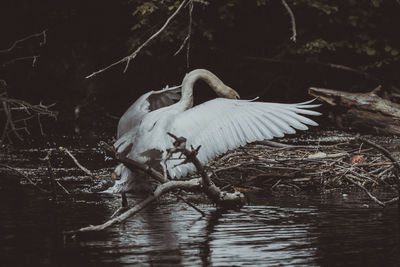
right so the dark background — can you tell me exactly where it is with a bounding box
[1,0,399,138]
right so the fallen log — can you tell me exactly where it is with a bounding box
[309,86,400,135]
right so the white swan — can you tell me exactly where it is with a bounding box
[106,69,320,194]
[117,83,240,139]
[116,85,181,139]
[111,74,240,184]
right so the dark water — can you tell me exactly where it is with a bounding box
[0,186,399,267]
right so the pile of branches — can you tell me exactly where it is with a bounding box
[4,131,398,236]
[64,133,246,236]
[208,135,399,207]
[0,29,57,146]
[0,84,57,145]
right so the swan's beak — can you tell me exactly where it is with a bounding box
[226,86,240,99]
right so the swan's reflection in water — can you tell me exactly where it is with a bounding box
[102,198,318,266]
[2,190,399,266]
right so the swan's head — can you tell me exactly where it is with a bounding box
[218,85,240,99]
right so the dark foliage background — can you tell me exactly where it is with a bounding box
[1,0,399,138]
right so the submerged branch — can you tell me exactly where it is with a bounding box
[0,163,49,194]
[59,147,97,180]
[65,135,245,236]
[65,178,203,235]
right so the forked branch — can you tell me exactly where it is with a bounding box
[65,135,245,236]
[86,0,191,78]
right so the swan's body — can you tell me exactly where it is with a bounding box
[106,69,320,194]
[117,85,182,139]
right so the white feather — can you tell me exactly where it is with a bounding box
[108,69,321,193]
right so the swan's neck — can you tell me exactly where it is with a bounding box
[178,69,229,110]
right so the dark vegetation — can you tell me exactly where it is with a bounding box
[1,0,399,143]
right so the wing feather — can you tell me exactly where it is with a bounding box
[165,98,320,178]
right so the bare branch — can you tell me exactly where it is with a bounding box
[175,193,205,216]
[2,55,40,67]
[86,0,190,79]
[40,150,71,196]
[0,163,49,194]
[281,0,297,42]
[65,137,245,236]
[0,29,47,54]
[64,178,203,235]
[357,137,400,206]
[2,100,23,141]
[59,147,97,180]
[358,137,400,177]
[174,0,194,68]
[345,176,386,207]
[0,92,57,145]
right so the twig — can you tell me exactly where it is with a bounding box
[258,140,296,148]
[281,0,297,42]
[59,147,97,180]
[219,151,245,162]
[0,163,49,194]
[345,176,385,207]
[0,29,47,53]
[358,137,400,177]
[43,151,57,201]
[56,180,70,195]
[175,193,205,216]
[358,137,400,210]
[2,100,23,141]
[86,0,190,78]
[64,178,203,235]
[384,197,399,205]
[0,91,57,144]
[2,55,40,67]
[174,0,193,68]
[65,137,245,236]
[40,151,70,196]
[166,132,245,205]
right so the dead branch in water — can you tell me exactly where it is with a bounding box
[207,132,399,207]
[65,135,245,236]
[0,163,49,193]
[357,137,400,207]
[59,147,97,181]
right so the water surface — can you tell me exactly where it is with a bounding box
[0,186,398,266]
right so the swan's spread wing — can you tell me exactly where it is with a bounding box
[117,86,181,138]
[166,98,320,178]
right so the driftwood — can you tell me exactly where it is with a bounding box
[64,135,245,236]
[309,86,400,135]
